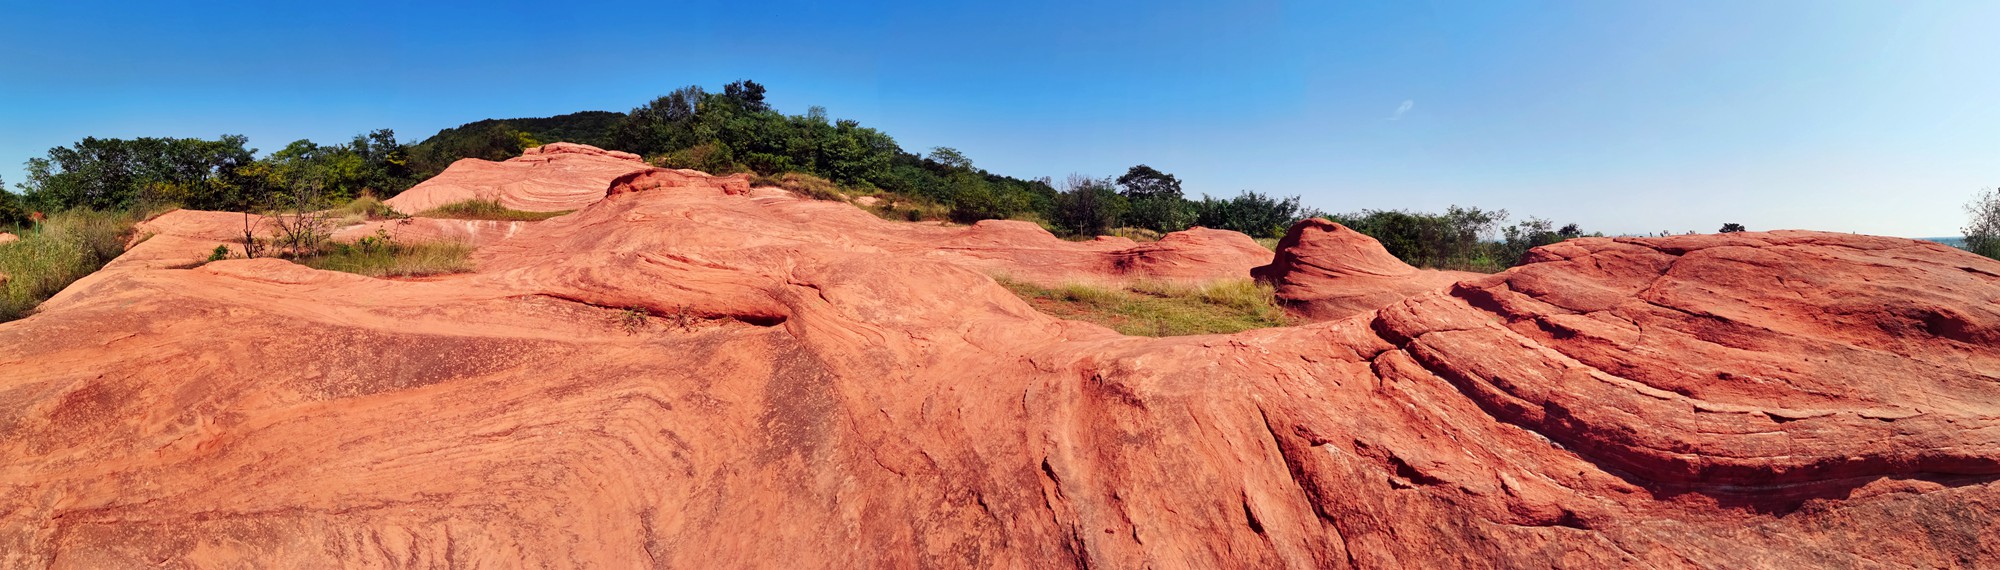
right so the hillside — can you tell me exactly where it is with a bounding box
[404,110,625,176]
[3,145,1998,567]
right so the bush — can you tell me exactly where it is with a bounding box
[416,199,571,222]
[0,209,139,321]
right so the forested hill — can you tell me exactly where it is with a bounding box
[405,110,624,174]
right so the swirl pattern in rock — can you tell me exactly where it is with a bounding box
[3,160,1998,568]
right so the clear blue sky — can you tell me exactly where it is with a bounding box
[2,0,1994,237]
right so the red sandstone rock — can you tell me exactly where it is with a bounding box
[330,217,531,248]
[606,167,753,196]
[4,164,1999,567]
[1253,219,1478,320]
[383,142,652,214]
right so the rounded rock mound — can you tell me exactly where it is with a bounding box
[383,142,653,215]
[1252,218,1476,319]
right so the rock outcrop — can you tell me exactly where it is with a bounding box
[1253,218,1477,320]
[383,142,653,215]
[0,232,17,245]
[3,150,1999,567]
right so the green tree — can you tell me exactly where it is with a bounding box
[723,80,770,113]
[1052,175,1127,236]
[1965,188,2000,260]
[20,135,257,212]
[1115,165,1182,201]
[927,147,972,170]
[1719,223,1746,233]
[0,176,27,229]
[1194,191,1303,238]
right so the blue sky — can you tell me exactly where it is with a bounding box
[2,0,1994,236]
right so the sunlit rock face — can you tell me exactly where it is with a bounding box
[4,149,1998,568]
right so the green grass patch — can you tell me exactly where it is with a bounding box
[295,234,474,278]
[997,277,1296,336]
[0,209,142,322]
[416,198,571,221]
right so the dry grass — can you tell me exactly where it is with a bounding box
[416,199,571,222]
[0,209,140,321]
[297,238,474,278]
[998,277,1296,336]
[1105,227,1163,242]
[750,172,847,201]
[330,195,407,225]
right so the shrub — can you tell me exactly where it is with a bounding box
[416,199,571,222]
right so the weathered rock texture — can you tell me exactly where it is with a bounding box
[1253,218,1477,320]
[4,155,2000,568]
[383,142,653,215]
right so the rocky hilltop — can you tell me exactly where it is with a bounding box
[3,144,1998,568]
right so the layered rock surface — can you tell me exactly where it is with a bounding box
[1253,218,1477,319]
[383,142,654,214]
[3,155,1999,567]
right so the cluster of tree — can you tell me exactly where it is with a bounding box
[1044,168,1308,239]
[600,80,1316,237]
[8,130,415,215]
[1324,207,1596,271]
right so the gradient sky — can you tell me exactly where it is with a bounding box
[2,0,1994,237]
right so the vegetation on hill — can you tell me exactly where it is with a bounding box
[404,111,624,178]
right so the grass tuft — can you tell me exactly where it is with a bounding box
[416,199,571,222]
[998,277,1296,336]
[0,209,141,321]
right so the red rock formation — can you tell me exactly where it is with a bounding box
[607,167,754,197]
[4,163,1999,567]
[1253,218,1477,320]
[383,142,653,214]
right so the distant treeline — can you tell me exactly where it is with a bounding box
[0,79,1604,271]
